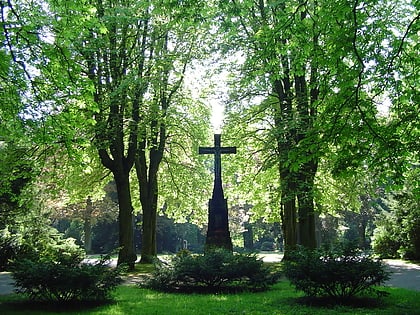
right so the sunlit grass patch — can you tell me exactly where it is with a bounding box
[0,281,419,314]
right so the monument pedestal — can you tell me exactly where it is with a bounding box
[205,197,233,251]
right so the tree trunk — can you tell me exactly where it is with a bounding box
[281,198,297,257]
[140,201,157,263]
[280,169,298,259]
[114,172,137,268]
[136,139,161,264]
[83,197,93,254]
[297,160,318,249]
[83,219,92,254]
[243,222,254,251]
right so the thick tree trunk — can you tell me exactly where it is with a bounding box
[297,200,317,249]
[281,196,297,258]
[280,169,298,259]
[136,143,161,264]
[140,200,157,263]
[114,173,137,268]
[296,160,318,249]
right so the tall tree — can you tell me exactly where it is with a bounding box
[48,0,157,266]
[219,0,418,256]
[48,0,213,265]
[134,2,213,263]
[0,0,52,226]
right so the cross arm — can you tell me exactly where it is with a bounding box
[220,147,236,154]
[199,147,215,154]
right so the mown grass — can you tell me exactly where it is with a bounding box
[1,281,419,315]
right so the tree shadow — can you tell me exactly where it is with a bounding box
[287,295,388,309]
[0,298,113,313]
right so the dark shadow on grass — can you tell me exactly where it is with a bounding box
[289,295,388,309]
[0,298,114,313]
[139,283,271,295]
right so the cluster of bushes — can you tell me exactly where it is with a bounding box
[10,236,123,303]
[12,256,123,303]
[144,243,390,301]
[373,198,420,260]
[284,243,390,300]
[0,224,84,271]
[144,249,281,293]
[7,229,391,305]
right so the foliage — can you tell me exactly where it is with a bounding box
[372,224,402,259]
[43,0,215,265]
[283,243,390,300]
[1,0,419,273]
[373,168,420,260]
[155,215,205,253]
[0,215,84,271]
[0,142,36,229]
[144,249,281,293]
[220,0,419,256]
[11,255,123,303]
[0,229,19,271]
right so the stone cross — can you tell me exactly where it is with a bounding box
[199,134,236,251]
[199,134,236,192]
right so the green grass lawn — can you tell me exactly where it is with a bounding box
[1,281,419,315]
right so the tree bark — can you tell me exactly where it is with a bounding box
[136,135,162,263]
[114,172,137,268]
[274,64,319,256]
[83,197,93,254]
[243,222,254,250]
[297,160,318,249]
[280,171,298,259]
[139,199,157,263]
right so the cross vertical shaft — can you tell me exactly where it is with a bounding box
[199,134,236,251]
[199,134,236,195]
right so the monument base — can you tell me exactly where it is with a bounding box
[205,197,233,252]
[205,230,233,252]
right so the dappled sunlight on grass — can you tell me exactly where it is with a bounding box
[0,282,419,314]
[209,295,228,301]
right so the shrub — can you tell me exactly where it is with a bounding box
[283,244,390,300]
[11,255,123,302]
[145,248,281,293]
[0,228,20,271]
[0,224,85,271]
[372,225,401,258]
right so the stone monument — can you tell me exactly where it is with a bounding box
[199,134,236,251]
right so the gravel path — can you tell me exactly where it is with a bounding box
[0,272,15,296]
[383,259,420,291]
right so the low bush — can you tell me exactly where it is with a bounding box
[0,224,85,271]
[145,248,281,293]
[283,244,391,300]
[0,228,19,271]
[11,255,124,303]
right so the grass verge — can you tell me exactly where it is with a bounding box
[0,281,419,315]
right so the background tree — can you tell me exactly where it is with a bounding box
[51,181,119,254]
[219,0,418,257]
[47,0,214,265]
[133,1,213,262]
[0,0,75,269]
[2,0,418,264]
[373,165,420,259]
